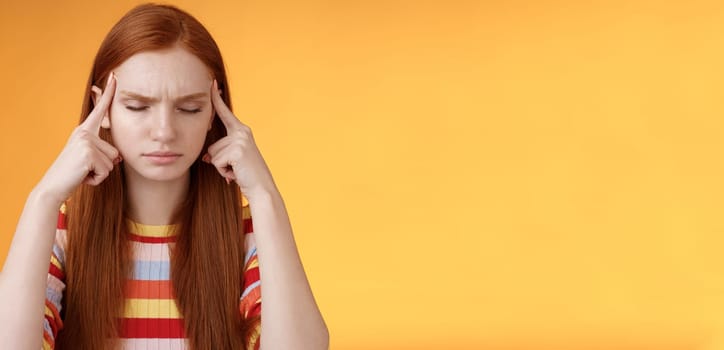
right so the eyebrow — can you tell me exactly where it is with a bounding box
[119,90,208,103]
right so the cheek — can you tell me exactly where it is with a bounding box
[108,114,139,151]
[191,111,214,139]
[184,120,211,148]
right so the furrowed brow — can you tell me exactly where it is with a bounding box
[120,91,208,103]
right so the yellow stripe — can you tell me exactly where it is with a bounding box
[44,305,54,318]
[125,200,249,237]
[125,220,178,237]
[42,338,51,350]
[242,204,251,220]
[246,259,258,270]
[50,255,62,270]
[247,318,261,348]
[123,298,182,318]
[59,202,66,214]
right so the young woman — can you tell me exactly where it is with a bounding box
[0,3,328,350]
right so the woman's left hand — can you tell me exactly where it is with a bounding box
[202,79,276,199]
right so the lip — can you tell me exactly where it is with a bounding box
[144,151,182,156]
[143,151,182,165]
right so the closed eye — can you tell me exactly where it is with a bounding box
[125,106,202,114]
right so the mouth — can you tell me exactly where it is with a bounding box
[142,151,182,165]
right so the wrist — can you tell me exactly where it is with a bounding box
[244,183,280,205]
[29,184,66,209]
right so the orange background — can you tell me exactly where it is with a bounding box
[2,0,724,349]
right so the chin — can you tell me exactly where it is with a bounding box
[124,162,192,182]
[140,171,189,182]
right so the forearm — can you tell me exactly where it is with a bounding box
[247,189,329,350]
[0,188,62,349]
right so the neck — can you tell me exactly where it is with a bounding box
[124,167,190,225]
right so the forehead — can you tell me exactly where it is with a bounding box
[112,47,211,92]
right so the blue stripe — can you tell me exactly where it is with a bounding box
[46,285,63,307]
[132,260,171,280]
[43,319,54,339]
[241,280,261,298]
[52,242,65,265]
[244,246,257,265]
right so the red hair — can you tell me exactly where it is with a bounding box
[55,3,256,349]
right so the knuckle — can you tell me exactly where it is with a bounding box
[80,139,93,150]
[79,130,96,142]
[75,128,89,138]
[233,129,247,139]
[82,150,95,164]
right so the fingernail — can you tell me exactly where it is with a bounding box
[107,72,114,86]
[225,177,231,185]
[202,153,210,163]
[113,156,121,164]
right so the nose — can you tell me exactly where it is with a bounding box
[149,107,177,142]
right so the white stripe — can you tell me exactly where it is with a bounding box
[118,338,189,350]
[53,229,67,263]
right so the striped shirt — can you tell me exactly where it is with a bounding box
[42,203,262,349]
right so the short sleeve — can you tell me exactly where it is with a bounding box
[42,203,68,350]
[239,204,261,350]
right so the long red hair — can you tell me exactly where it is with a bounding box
[55,3,256,349]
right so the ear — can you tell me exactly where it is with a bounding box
[90,85,111,129]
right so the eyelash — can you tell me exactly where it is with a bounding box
[125,106,202,114]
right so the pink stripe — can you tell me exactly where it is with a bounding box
[131,241,172,262]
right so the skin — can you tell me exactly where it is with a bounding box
[90,46,216,224]
[0,45,329,349]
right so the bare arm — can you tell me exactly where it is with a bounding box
[205,78,328,348]
[0,188,63,350]
[248,189,329,350]
[0,73,118,349]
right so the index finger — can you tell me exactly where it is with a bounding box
[210,79,243,130]
[82,72,117,134]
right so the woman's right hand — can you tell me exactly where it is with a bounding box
[36,72,121,205]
